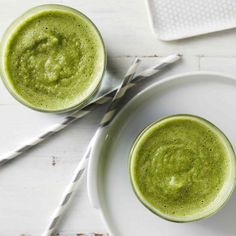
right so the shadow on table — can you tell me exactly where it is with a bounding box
[199,191,236,235]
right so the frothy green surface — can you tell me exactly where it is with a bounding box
[4,9,105,111]
[130,116,232,218]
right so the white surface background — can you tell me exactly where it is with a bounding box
[0,0,236,235]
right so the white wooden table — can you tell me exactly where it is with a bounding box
[1,0,236,235]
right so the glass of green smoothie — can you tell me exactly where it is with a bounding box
[0,4,106,113]
[129,115,236,222]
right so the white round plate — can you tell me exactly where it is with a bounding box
[87,72,236,236]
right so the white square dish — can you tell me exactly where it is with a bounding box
[146,0,236,41]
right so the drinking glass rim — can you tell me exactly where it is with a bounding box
[0,4,107,113]
[129,114,236,223]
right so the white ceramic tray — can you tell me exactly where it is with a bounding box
[146,0,236,41]
[87,72,236,236]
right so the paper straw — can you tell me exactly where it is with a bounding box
[41,58,141,236]
[0,54,181,166]
[57,234,107,236]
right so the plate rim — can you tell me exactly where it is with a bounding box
[87,71,236,235]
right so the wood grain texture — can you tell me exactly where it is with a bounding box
[0,0,236,235]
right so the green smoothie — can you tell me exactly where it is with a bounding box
[129,115,235,221]
[2,6,105,111]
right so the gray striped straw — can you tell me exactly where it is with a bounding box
[41,58,141,236]
[57,234,108,236]
[0,54,181,166]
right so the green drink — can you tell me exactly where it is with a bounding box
[129,115,236,222]
[0,5,106,112]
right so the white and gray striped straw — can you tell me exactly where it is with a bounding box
[20,233,107,236]
[58,234,108,236]
[0,54,181,166]
[41,58,141,236]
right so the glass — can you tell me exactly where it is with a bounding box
[129,114,236,222]
[0,4,107,113]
